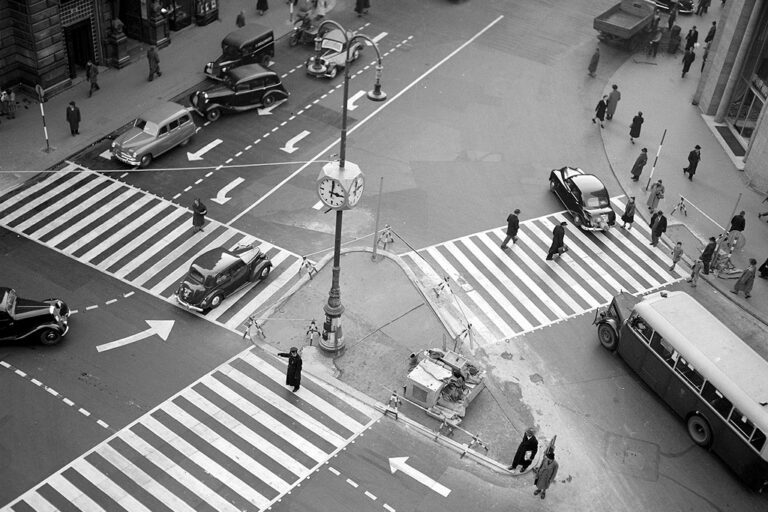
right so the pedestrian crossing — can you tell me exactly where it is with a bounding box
[402,197,686,342]
[3,348,379,512]
[0,162,303,329]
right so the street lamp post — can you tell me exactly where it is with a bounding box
[312,21,386,352]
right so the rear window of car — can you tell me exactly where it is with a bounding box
[585,190,610,208]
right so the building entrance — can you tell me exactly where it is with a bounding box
[63,19,95,79]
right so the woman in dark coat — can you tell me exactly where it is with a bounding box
[629,111,644,144]
[278,347,303,391]
[508,428,539,472]
[592,95,607,128]
[621,197,636,229]
[192,198,207,232]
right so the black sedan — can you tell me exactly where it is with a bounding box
[654,0,694,14]
[0,287,70,345]
[190,64,289,122]
[549,167,616,231]
[175,243,272,312]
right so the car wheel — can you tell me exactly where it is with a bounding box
[262,94,275,108]
[259,265,271,280]
[139,154,153,168]
[351,47,361,61]
[598,324,618,351]
[572,213,584,228]
[206,108,221,122]
[687,414,713,447]
[328,66,338,79]
[209,293,224,310]
[39,328,62,346]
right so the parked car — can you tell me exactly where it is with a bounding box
[112,102,195,168]
[205,24,275,80]
[0,287,70,345]
[175,242,272,312]
[549,166,616,230]
[654,0,694,14]
[306,29,364,79]
[190,64,289,122]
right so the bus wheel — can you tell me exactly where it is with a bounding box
[687,415,713,447]
[598,324,618,351]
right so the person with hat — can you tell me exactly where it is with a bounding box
[278,346,303,392]
[546,221,568,261]
[533,450,559,500]
[683,145,702,180]
[500,208,521,249]
[630,148,648,182]
[66,101,81,136]
[621,196,636,230]
[508,427,539,473]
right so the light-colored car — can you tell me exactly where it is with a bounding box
[305,29,363,79]
[112,102,195,168]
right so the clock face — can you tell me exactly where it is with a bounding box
[347,175,364,208]
[317,177,345,208]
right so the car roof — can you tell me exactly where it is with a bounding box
[571,173,607,194]
[137,102,189,124]
[191,248,243,275]
[224,24,272,47]
[228,63,276,82]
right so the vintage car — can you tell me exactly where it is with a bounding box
[112,102,195,168]
[305,29,364,79]
[0,287,70,345]
[205,24,275,80]
[549,166,616,230]
[190,64,289,122]
[654,0,694,14]
[175,242,272,312]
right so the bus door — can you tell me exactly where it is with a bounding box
[639,331,677,396]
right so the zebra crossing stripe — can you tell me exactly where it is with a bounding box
[71,458,153,512]
[45,473,106,512]
[66,194,156,254]
[3,173,92,226]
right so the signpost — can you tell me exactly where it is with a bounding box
[35,84,53,153]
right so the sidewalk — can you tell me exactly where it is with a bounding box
[597,9,768,325]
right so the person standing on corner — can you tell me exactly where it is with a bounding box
[508,428,538,473]
[650,210,667,247]
[670,241,684,271]
[533,450,559,500]
[630,148,648,182]
[683,144,701,180]
[191,198,207,233]
[587,47,600,77]
[647,179,664,211]
[682,47,696,78]
[66,101,81,136]
[621,197,636,229]
[500,208,521,250]
[727,210,746,248]
[277,346,302,392]
[606,84,621,120]
[700,236,717,274]
[731,259,757,298]
[629,111,643,144]
[256,0,268,16]
[86,60,100,97]
[546,221,567,261]
[236,10,246,26]
[147,45,162,81]
[592,94,607,128]
[354,0,370,17]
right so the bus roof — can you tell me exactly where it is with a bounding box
[636,291,768,425]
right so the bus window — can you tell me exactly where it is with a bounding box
[674,357,704,391]
[751,428,766,452]
[630,315,654,342]
[649,333,677,367]
[701,382,732,418]
[729,409,755,440]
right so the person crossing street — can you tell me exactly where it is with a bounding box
[500,209,521,250]
[546,221,567,261]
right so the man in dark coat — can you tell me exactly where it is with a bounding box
[682,48,696,78]
[592,94,607,128]
[650,211,667,246]
[587,47,599,77]
[86,60,100,97]
[546,221,567,260]
[191,198,207,232]
[66,101,81,136]
[629,112,644,144]
[727,210,746,248]
[667,3,678,30]
[683,145,702,179]
[700,236,717,274]
[685,26,699,50]
[278,347,303,391]
[606,84,620,120]
[500,209,521,249]
[630,148,648,181]
[236,10,246,27]
[704,21,716,43]
[147,45,162,81]
[508,428,538,472]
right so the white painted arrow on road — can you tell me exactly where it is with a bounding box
[347,90,367,111]
[389,457,451,497]
[96,320,175,353]
[99,149,112,160]
[258,98,287,116]
[187,139,223,161]
[211,177,245,205]
[280,130,310,154]
[368,32,388,44]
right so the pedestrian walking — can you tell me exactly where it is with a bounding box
[704,21,716,43]
[191,198,207,232]
[621,197,636,229]
[606,84,621,120]
[731,259,757,298]
[682,48,696,77]
[647,179,664,211]
[256,0,268,15]
[683,145,701,180]
[700,236,717,274]
[650,210,667,246]
[86,60,100,97]
[587,47,600,77]
[277,346,302,391]
[696,0,711,15]
[701,41,710,72]
[66,101,81,136]
[236,9,246,26]
[687,258,704,286]
[629,111,644,144]
[592,94,607,128]
[630,148,648,181]
[546,221,567,261]
[147,45,162,81]
[354,0,370,16]
[650,8,661,31]
[533,451,559,500]
[685,26,699,50]
[500,209,520,249]
[508,428,538,473]
[5,89,15,119]
[667,3,678,30]
[670,241,684,270]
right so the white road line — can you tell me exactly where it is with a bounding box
[71,458,152,512]
[98,209,186,270]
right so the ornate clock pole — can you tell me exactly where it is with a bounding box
[313,20,386,352]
